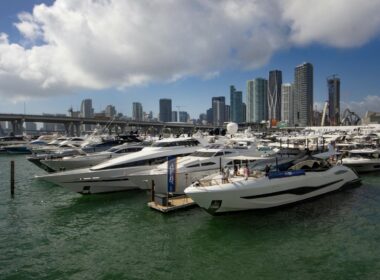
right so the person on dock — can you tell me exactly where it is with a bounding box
[243,164,250,180]
[224,166,230,183]
[265,164,271,177]
[234,164,239,176]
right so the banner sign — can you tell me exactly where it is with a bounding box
[167,156,177,193]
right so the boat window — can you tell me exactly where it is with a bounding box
[214,152,224,157]
[190,151,215,157]
[151,139,200,147]
[224,151,233,155]
[201,162,216,166]
[186,163,200,168]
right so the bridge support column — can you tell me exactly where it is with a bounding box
[75,123,81,136]
[64,123,75,136]
[11,120,24,135]
[120,124,127,134]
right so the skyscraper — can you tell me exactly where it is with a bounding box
[172,111,178,122]
[328,76,340,126]
[281,83,294,126]
[230,85,243,123]
[212,96,225,126]
[80,99,94,118]
[268,70,282,124]
[104,105,116,118]
[294,63,313,127]
[225,105,231,122]
[206,108,213,125]
[179,111,188,123]
[159,98,172,122]
[246,78,268,123]
[132,102,143,121]
[80,99,94,131]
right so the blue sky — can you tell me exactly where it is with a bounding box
[0,0,379,119]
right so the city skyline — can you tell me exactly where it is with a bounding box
[0,1,379,119]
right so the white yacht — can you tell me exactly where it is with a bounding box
[128,141,273,194]
[185,155,360,214]
[40,143,145,172]
[341,149,380,173]
[36,137,204,194]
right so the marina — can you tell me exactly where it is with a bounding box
[1,153,379,279]
[1,125,380,279]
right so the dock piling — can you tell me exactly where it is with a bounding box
[10,161,15,198]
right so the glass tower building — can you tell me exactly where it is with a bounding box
[230,85,243,123]
[159,98,172,122]
[268,70,282,123]
[294,63,313,127]
[212,96,225,126]
[328,76,340,126]
[132,102,143,121]
[281,83,294,126]
[246,78,268,123]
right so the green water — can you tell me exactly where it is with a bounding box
[0,155,379,280]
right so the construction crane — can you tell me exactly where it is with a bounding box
[341,108,361,125]
[321,101,329,126]
[174,105,186,112]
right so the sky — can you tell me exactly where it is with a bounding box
[0,0,379,119]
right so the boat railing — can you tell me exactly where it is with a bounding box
[194,170,264,187]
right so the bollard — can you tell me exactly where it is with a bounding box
[10,160,15,197]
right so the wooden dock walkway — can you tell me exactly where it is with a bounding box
[148,195,196,213]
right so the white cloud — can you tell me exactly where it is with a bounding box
[0,0,379,100]
[341,95,380,117]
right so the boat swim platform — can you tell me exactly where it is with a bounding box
[148,195,196,213]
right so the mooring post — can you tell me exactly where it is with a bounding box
[10,160,15,197]
[151,180,155,202]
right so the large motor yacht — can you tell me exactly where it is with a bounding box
[341,149,380,173]
[128,141,274,194]
[184,154,360,214]
[40,143,146,172]
[36,137,204,194]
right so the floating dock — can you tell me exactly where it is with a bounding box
[148,195,196,213]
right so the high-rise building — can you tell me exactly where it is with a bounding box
[80,99,94,131]
[281,83,294,126]
[246,78,268,123]
[225,105,231,122]
[230,85,243,123]
[159,98,172,122]
[80,99,94,118]
[212,97,225,126]
[198,113,207,125]
[133,102,143,121]
[206,108,213,125]
[268,70,282,124]
[242,103,246,123]
[294,62,313,127]
[179,111,188,123]
[328,76,340,126]
[172,111,178,122]
[104,105,116,118]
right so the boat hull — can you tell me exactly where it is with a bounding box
[185,165,360,214]
[342,159,380,173]
[35,166,152,194]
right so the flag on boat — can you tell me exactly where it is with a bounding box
[167,156,177,192]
